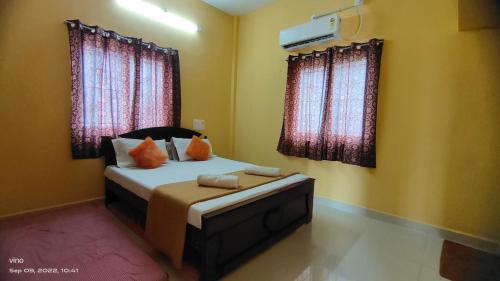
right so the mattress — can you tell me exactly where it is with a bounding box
[104,157,309,228]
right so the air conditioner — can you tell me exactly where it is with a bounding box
[280,14,341,51]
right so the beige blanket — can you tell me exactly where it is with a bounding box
[145,170,294,268]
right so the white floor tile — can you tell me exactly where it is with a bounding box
[366,219,428,263]
[422,236,444,270]
[419,267,450,281]
[334,234,422,281]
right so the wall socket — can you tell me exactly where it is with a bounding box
[354,0,364,6]
[193,119,205,131]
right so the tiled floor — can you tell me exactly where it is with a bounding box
[139,199,449,281]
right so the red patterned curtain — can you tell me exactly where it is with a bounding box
[278,39,383,167]
[66,20,181,159]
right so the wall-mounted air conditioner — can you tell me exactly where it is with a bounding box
[279,14,341,51]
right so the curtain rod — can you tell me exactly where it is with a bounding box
[285,39,383,61]
[63,20,176,52]
[64,20,133,41]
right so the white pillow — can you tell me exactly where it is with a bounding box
[171,137,213,162]
[112,138,168,168]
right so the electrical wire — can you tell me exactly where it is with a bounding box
[339,6,363,41]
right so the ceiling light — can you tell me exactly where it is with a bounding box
[116,0,199,33]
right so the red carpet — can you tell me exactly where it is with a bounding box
[0,203,167,281]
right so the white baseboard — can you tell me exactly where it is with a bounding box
[314,196,500,254]
[0,197,104,220]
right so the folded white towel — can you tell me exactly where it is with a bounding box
[244,166,281,177]
[197,174,239,189]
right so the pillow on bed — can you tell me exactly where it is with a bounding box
[171,137,213,162]
[186,136,210,161]
[112,138,168,167]
[128,137,167,169]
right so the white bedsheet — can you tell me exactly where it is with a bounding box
[104,157,309,228]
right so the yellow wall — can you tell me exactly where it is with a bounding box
[0,0,235,216]
[234,0,500,241]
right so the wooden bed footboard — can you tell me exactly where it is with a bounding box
[193,178,314,281]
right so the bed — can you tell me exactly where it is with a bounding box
[101,127,315,281]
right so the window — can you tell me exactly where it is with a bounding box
[277,39,383,167]
[297,67,327,134]
[67,20,181,159]
[329,57,367,138]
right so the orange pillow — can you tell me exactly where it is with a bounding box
[128,137,167,169]
[186,135,210,161]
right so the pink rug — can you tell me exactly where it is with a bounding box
[0,203,167,281]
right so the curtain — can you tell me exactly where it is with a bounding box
[67,20,181,159]
[277,39,383,167]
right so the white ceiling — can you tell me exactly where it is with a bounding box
[202,0,277,16]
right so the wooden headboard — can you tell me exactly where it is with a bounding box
[101,126,202,166]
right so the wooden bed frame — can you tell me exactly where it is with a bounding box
[101,127,315,281]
